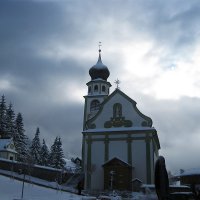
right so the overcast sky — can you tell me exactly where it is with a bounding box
[1,0,200,173]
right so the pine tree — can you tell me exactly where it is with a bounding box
[48,137,57,167]
[56,137,66,169]
[5,103,15,138]
[30,127,41,165]
[14,113,28,162]
[49,137,66,169]
[40,139,49,166]
[0,95,7,136]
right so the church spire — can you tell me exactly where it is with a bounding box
[97,41,102,64]
[89,43,110,81]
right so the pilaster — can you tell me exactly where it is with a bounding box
[104,134,109,162]
[86,135,92,189]
[145,135,151,183]
[127,134,132,165]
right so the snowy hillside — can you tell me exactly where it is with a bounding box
[0,175,85,200]
[0,173,158,200]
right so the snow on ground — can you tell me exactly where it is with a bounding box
[0,169,158,200]
[0,168,77,193]
[0,174,85,200]
[0,173,158,200]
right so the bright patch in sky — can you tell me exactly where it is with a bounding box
[119,40,200,100]
[0,79,12,90]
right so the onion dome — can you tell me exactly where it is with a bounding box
[89,50,110,81]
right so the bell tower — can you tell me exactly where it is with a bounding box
[83,46,111,129]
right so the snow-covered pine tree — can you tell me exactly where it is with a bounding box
[5,103,15,138]
[30,127,41,165]
[0,95,7,136]
[48,137,57,167]
[49,137,66,169]
[56,137,66,169]
[40,139,49,166]
[14,112,28,162]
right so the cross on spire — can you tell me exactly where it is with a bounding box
[114,79,120,89]
[98,41,102,53]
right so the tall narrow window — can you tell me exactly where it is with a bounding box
[113,103,122,118]
[90,100,100,112]
[88,86,91,93]
[94,85,98,92]
[102,85,106,92]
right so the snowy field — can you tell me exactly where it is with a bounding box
[0,173,157,200]
[0,175,84,200]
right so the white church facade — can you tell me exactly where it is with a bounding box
[82,49,160,191]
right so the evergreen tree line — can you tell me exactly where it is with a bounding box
[0,95,66,169]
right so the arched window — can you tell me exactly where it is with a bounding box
[88,86,91,93]
[90,100,100,112]
[113,103,122,118]
[102,85,106,92]
[94,85,98,92]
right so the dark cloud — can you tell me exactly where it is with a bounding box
[136,94,200,172]
[0,0,200,173]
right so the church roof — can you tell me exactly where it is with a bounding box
[89,50,110,81]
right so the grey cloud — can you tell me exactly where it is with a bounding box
[1,0,200,172]
[137,94,200,172]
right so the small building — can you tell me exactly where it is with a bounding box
[132,178,143,192]
[0,138,17,161]
[102,157,132,191]
[73,157,82,166]
[179,169,200,186]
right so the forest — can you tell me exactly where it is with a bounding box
[0,95,66,169]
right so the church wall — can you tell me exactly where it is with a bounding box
[109,141,127,162]
[84,97,103,122]
[91,141,105,190]
[132,140,147,183]
[132,133,146,138]
[109,134,127,139]
[91,135,105,139]
[111,94,144,126]
[93,93,145,129]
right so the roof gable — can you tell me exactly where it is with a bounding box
[102,157,132,168]
[85,89,153,130]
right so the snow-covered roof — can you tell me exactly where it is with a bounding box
[177,168,200,177]
[0,138,12,150]
[141,184,155,188]
[94,62,106,69]
[102,156,132,167]
[34,164,63,172]
[0,138,17,154]
[132,178,142,183]
[0,148,17,154]
[64,158,80,173]
[83,126,156,133]
[170,185,190,188]
[0,157,18,163]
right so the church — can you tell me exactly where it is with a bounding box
[82,48,160,191]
